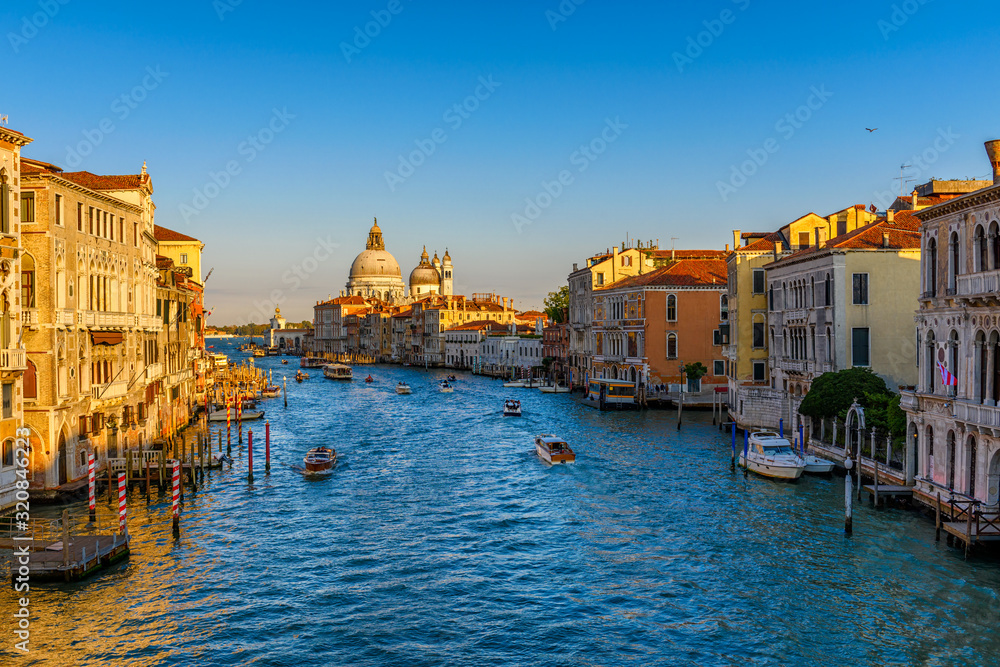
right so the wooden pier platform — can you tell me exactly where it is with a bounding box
[23,533,131,582]
[863,484,913,499]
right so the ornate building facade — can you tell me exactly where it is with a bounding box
[345,219,453,303]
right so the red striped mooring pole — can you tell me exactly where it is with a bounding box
[226,391,232,450]
[172,459,181,537]
[117,472,127,534]
[88,452,96,523]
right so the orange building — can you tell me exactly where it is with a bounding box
[593,251,729,393]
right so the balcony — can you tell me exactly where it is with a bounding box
[784,309,807,323]
[21,309,39,328]
[0,347,27,372]
[145,363,164,381]
[954,400,1000,434]
[168,368,193,386]
[92,380,128,400]
[55,309,76,326]
[775,358,807,373]
[956,270,1000,304]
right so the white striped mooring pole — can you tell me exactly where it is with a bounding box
[117,472,127,534]
[88,452,96,523]
[172,459,181,537]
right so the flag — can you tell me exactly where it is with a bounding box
[937,361,957,386]
[869,203,877,213]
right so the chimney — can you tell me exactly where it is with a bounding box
[775,240,783,254]
[814,227,821,248]
[502,297,507,310]
[882,231,890,248]
[612,245,619,282]
[986,140,1000,185]
[573,262,578,271]
[911,189,918,209]
[725,243,730,252]
[887,209,895,223]
[733,230,741,249]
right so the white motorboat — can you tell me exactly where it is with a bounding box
[539,384,571,393]
[802,454,835,474]
[739,432,805,480]
[439,381,454,393]
[534,434,576,464]
[396,382,412,395]
[503,399,521,417]
[503,380,528,388]
[208,409,265,422]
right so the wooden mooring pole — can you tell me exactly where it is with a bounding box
[844,457,854,536]
[265,420,271,473]
[248,428,254,483]
[935,492,942,541]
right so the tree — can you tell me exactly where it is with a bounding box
[544,286,569,323]
[684,362,708,382]
[798,367,889,420]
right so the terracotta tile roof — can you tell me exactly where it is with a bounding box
[20,158,62,174]
[776,215,921,261]
[740,232,773,239]
[447,319,503,332]
[646,249,728,261]
[59,171,146,190]
[740,231,785,253]
[319,295,369,306]
[517,310,546,319]
[600,255,728,290]
[154,225,200,243]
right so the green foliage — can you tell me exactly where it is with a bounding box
[684,362,708,382]
[799,367,906,440]
[544,286,569,323]
[798,368,888,420]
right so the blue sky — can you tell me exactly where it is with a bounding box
[4,0,998,323]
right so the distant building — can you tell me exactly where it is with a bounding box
[267,307,309,352]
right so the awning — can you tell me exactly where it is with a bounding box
[91,332,123,345]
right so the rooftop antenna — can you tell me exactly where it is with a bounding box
[893,164,914,196]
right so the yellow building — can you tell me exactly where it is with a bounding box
[154,224,204,283]
[0,125,32,512]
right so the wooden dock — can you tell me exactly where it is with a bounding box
[2,513,131,582]
[863,484,913,499]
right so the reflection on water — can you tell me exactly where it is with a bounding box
[3,340,999,666]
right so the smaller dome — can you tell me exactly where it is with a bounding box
[443,248,451,263]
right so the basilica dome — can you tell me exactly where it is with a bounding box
[345,219,407,302]
[409,246,441,289]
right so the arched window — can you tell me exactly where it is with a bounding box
[968,435,978,498]
[768,285,774,310]
[810,277,815,307]
[21,253,35,308]
[976,330,988,403]
[927,425,935,480]
[926,237,937,297]
[925,330,936,393]
[949,231,959,291]
[666,333,677,359]
[720,295,728,321]
[824,274,832,306]
[947,431,956,489]
[826,326,833,362]
[991,221,1000,271]
[976,225,987,272]
[666,294,677,322]
[949,330,960,397]
[0,169,9,234]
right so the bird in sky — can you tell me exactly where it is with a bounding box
[865,127,878,133]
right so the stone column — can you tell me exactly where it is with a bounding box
[988,343,998,406]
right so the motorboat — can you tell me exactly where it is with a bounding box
[303,446,336,473]
[802,454,836,474]
[295,371,308,383]
[447,375,457,382]
[739,432,805,480]
[208,409,265,422]
[503,400,521,417]
[260,386,281,398]
[534,434,576,464]
[322,364,353,380]
[365,375,374,383]
[439,381,454,393]
[252,348,265,357]
[396,382,412,395]
[503,379,528,388]
[300,356,327,369]
[281,359,289,365]
[539,384,571,393]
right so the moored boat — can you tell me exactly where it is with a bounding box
[503,379,528,388]
[503,399,521,417]
[253,348,265,357]
[260,386,281,398]
[300,356,327,369]
[303,446,336,473]
[539,384,571,393]
[396,382,412,394]
[322,364,353,380]
[534,434,576,464]
[208,409,265,422]
[802,454,835,474]
[739,432,805,479]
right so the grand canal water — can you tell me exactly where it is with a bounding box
[3,340,1000,666]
